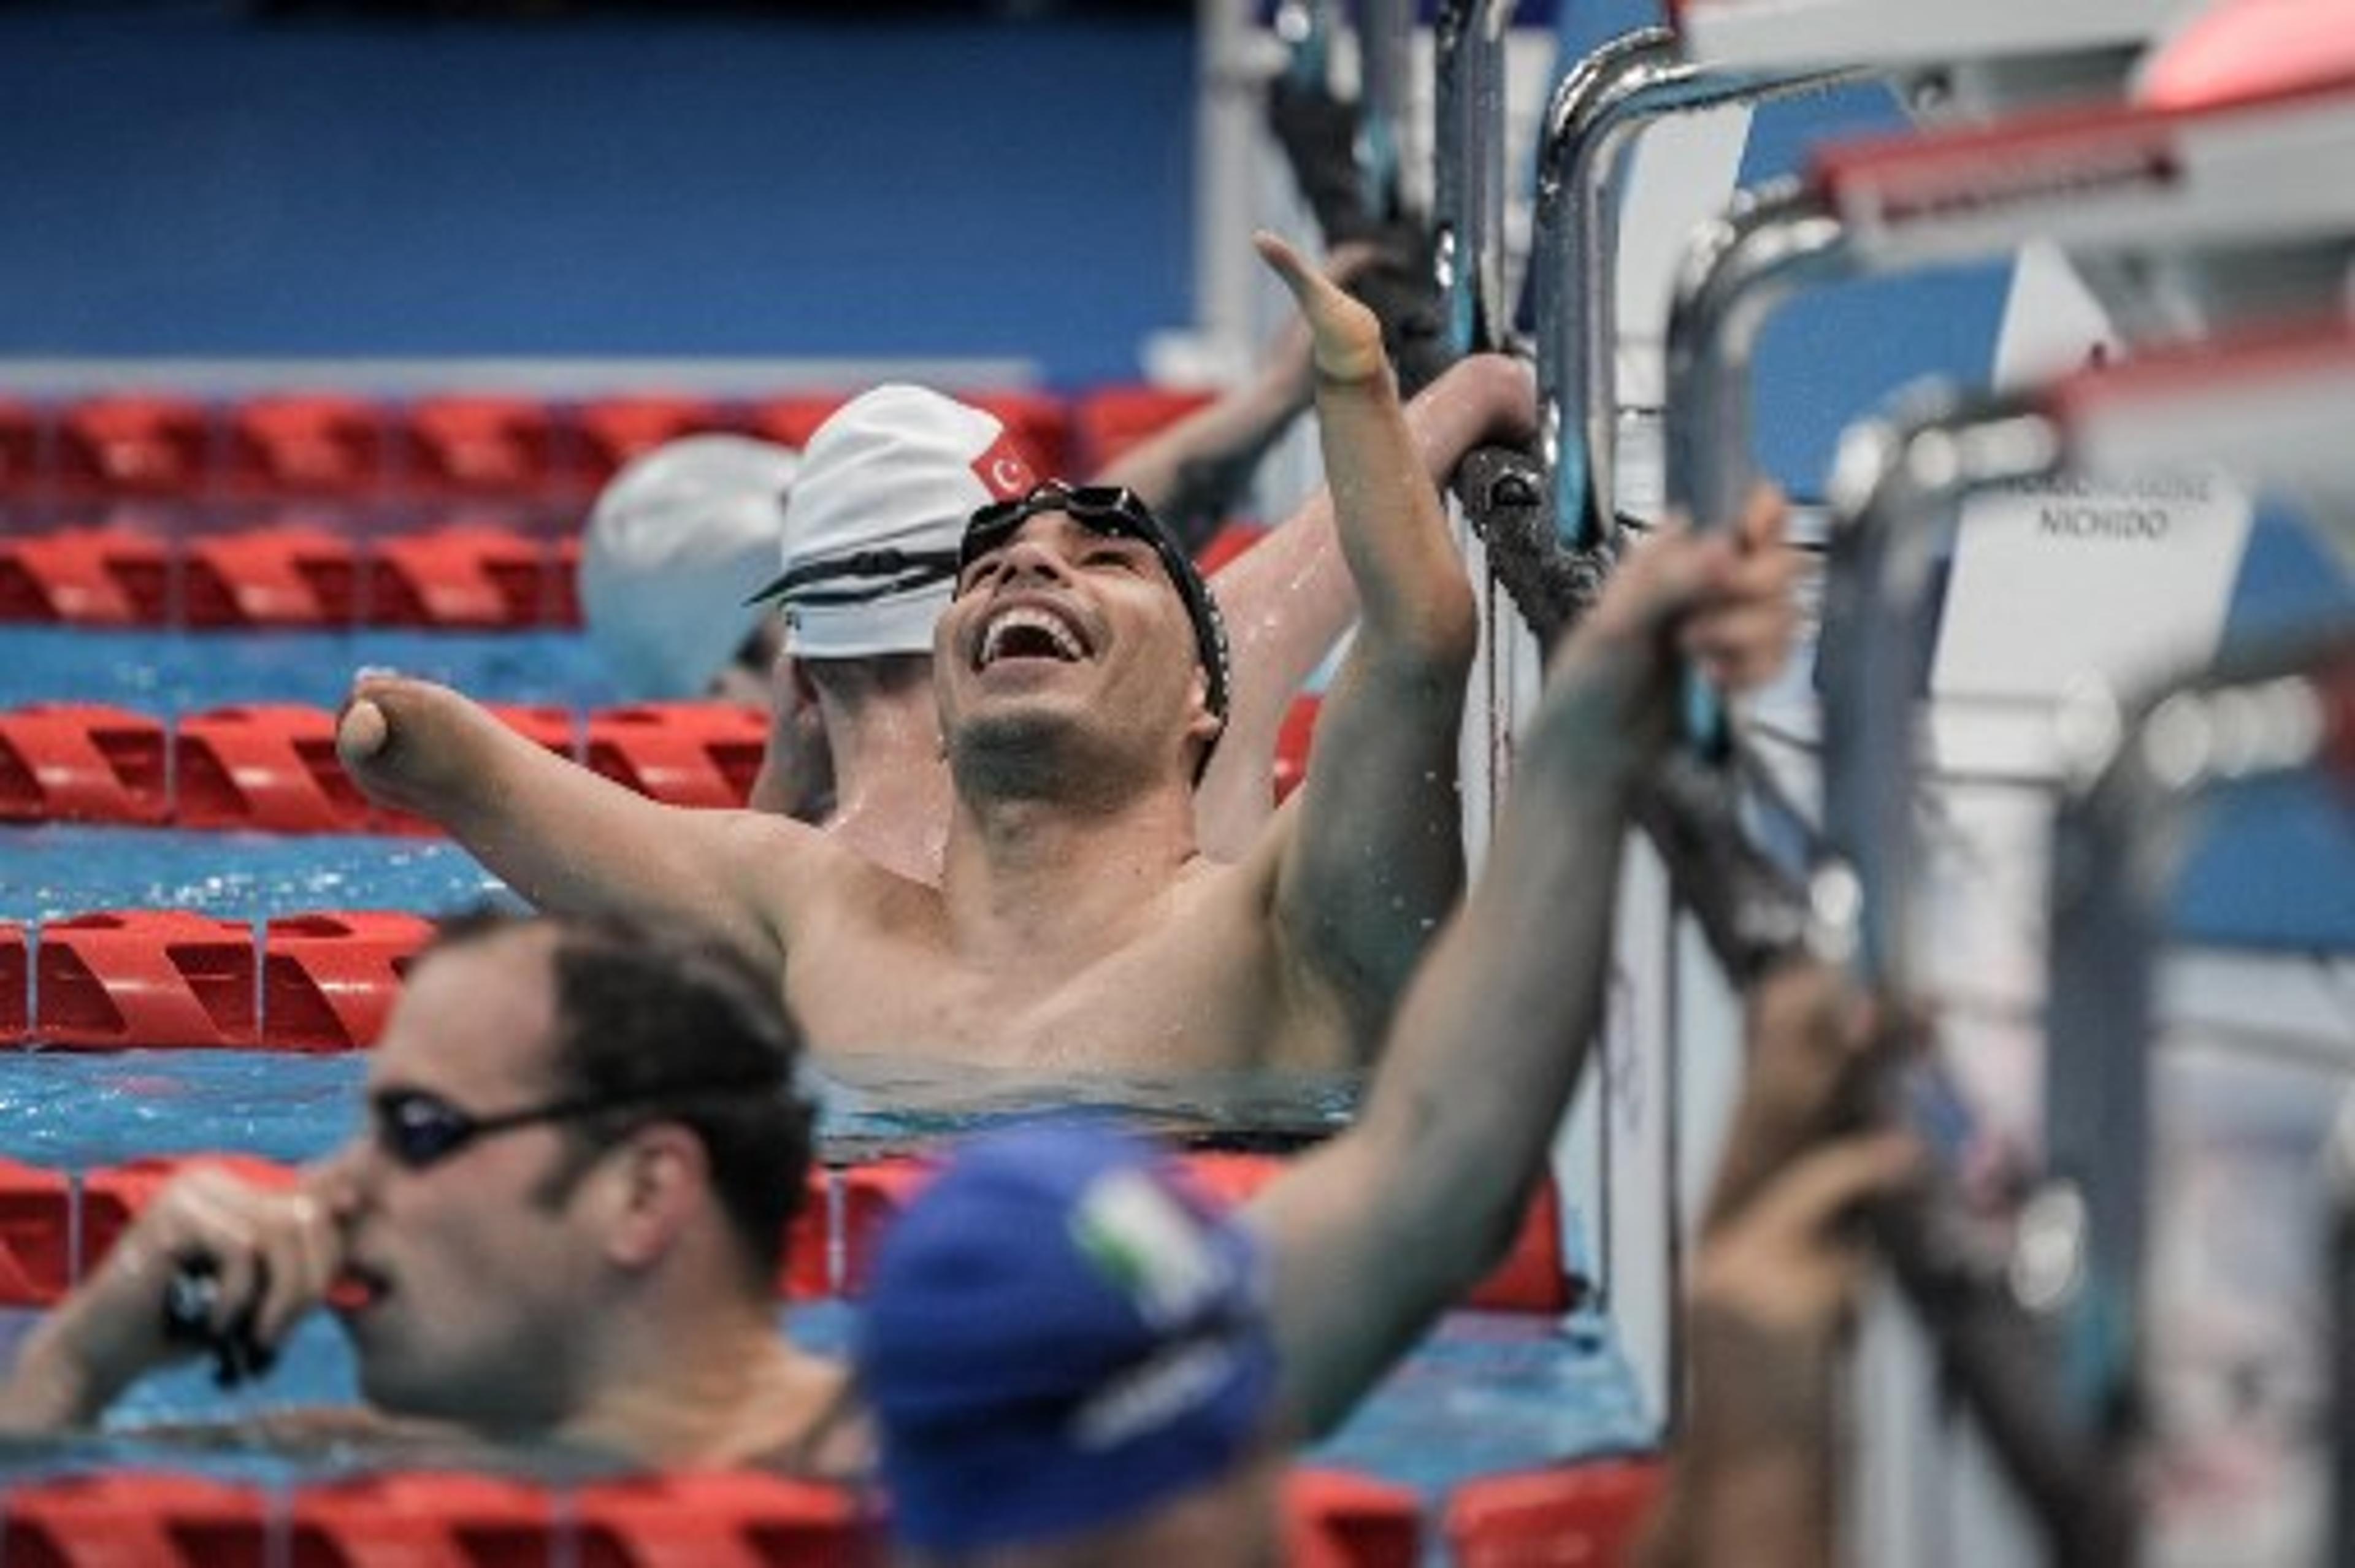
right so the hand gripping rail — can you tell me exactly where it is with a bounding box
[1809,326,2355,1563]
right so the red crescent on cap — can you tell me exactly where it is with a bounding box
[972,431,1040,500]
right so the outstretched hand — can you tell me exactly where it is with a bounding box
[1255,229,1388,386]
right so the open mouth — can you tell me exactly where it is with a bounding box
[976,604,1089,670]
[329,1264,390,1317]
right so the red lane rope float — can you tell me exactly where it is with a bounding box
[0,1468,1424,1567]
[18,1147,1576,1317]
[0,704,170,825]
[0,1158,72,1306]
[583,703,770,810]
[404,396,567,502]
[0,1472,272,1566]
[0,397,39,499]
[0,524,172,625]
[56,394,211,501]
[287,1471,559,1568]
[744,394,846,452]
[1,920,23,1042]
[176,705,370,833]
[1444,1458,1668,1568]
[36,911,259,1050]
[573,1472,881,1568]
[222,393,395,503]
[1285,1469,1423,1568]
[366,522,560,630]
[260,912,433,1052]
[182,522,360,629]
[576,396,733,486]
[837,1152,1576,1315]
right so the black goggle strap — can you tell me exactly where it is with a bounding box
[741,547,962,611]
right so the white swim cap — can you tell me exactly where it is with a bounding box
[580,434,801,698]
[748,384,1041,660]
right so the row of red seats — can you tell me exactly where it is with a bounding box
[0,1143,1574,1314]
[0,694,1317,831]
[0,1461,1667,1567]
[0,386,1220,504]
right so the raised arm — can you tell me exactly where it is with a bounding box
[1248,503,1798,1437]
[336,674,798,971]
[1195,349,1537,859]
[1251,230,1480,1061]
[1094,243,1382,554]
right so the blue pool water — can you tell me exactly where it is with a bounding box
[0,629,619,716]
[0,621,1647,1505]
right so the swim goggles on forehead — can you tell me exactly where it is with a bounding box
[957,481,1232,730]
[369,1075,783,1172]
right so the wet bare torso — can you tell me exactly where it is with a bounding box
[767,824,1343,1074]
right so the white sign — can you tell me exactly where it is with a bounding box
[1929,242,2253,710]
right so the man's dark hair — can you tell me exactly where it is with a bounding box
[427,905,815,1290]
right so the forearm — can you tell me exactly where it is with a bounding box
[0,1313,133,1432]
[1312,364,1476,650]
[348,681,787,966]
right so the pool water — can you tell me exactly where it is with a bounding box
[0,624,1654,1512]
